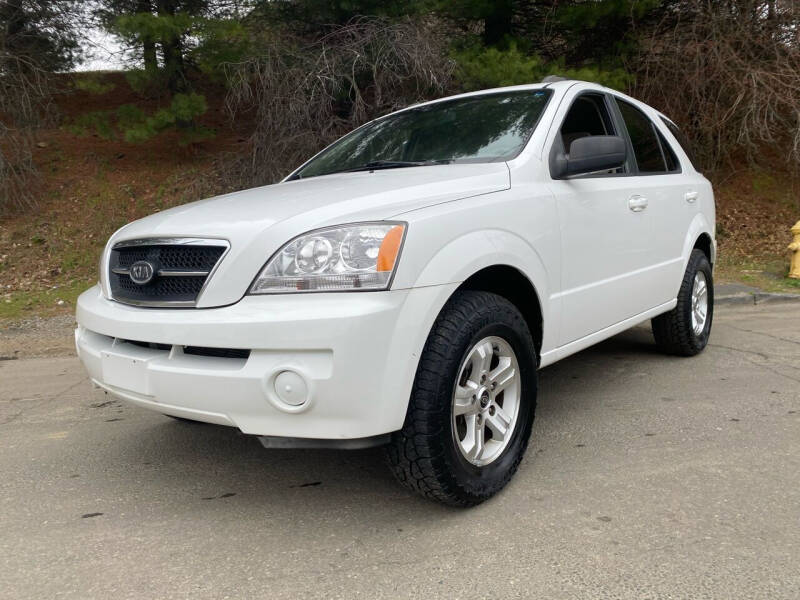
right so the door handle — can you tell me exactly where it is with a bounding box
[628,195,648,212]
[685,191,698,204]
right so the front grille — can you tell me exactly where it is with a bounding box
[109,238,228,307]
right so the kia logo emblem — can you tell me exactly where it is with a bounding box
[129,260,155,285]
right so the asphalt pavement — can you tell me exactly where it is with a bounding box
[1,302,799,599]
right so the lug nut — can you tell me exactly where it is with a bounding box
[480,374,487,384]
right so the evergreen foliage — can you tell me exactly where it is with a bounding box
[70,94,212,146]
[0,0,82,73]
[452,42,630,91]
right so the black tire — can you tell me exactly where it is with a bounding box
[652,249,714,356]
[386,290,538,507]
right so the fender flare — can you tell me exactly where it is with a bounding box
[412,229,549,307]
[680,213,716,270]
[409,228,554,350]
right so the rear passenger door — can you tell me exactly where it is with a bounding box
[611,97,699,306]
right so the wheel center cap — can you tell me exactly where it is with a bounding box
[479,391,491,409]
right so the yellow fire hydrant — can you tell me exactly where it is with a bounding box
[789,220,800,279]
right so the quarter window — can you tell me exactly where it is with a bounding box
[661,117,701,171]
[659,130,680,172]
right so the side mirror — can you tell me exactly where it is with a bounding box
[551,135,627,178]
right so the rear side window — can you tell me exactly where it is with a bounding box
[615,99,670,173]
[661,117,701,171]
[658,130,680,171]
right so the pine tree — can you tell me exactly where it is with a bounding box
[97,0,212,91]
[0,0,81,74]
[96,0,159,74]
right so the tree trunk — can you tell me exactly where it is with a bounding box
[143,39,158,73]
[2,0,26,70]
[161,37,186,93]
[137,0,158,73]
[483,0,514,47]
[157,0,186,93]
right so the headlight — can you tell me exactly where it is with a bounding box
[249,222,406,293]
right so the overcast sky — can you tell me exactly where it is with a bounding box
[76,27,127,71]
[74,1,256,72]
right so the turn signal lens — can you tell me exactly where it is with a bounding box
[377,225,404,272]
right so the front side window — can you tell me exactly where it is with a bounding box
[554,93,623,176]
[560,94,616,152]
[291,90,552,179]
[616,99,677,174]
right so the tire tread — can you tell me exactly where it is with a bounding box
[386,291,535,506]
[652,249,713,356]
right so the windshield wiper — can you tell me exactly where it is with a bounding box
[340,159,452,173]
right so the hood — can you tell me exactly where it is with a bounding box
[108,163,510,307]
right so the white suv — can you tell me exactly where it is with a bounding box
[76,80,715,506]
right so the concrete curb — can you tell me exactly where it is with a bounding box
[716,292,800,306]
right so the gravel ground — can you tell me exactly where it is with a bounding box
[0,314,77,360]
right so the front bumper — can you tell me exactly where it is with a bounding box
[76,284,456,439]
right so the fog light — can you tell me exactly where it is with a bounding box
[273,370,308,406]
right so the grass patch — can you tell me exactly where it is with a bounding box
[0,279,91,321]
[716,255,800,294]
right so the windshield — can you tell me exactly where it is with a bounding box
[291,89,553,180]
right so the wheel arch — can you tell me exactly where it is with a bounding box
[456,265,544,359]
[402,228,553,357]
[693,232,714,265]
[681,213,716,269]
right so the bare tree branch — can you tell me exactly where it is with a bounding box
[628,0,800,172]
[217,17,455,190]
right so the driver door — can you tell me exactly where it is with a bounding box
[547,91,656,346]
